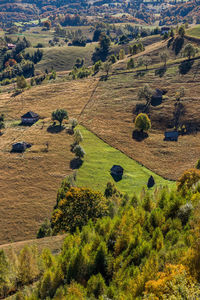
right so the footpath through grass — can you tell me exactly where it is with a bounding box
[76,126,175,195]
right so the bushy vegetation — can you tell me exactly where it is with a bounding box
[2,174,200,299]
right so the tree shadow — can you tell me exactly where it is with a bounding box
[132,129,148,141]
[155,65,167,78]
[111,173,123,182]
[179,60,194,75]
[134,103,147,114]
[47,124,65,133]
[70,158,83,169]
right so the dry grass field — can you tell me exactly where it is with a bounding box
[80,47,200,180]
[0,78,98,244]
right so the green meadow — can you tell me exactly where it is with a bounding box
[76,126,175,195]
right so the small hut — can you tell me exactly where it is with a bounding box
[110,165,124,177]
[12,142,31,152]
[21,111,39,125]
[164,131,178,141]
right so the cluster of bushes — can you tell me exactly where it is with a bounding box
[2,168,200,298]
[0,37,43,82]
[129,42,145,55]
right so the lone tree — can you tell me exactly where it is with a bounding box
[160,52,169,66]
[74,145,85,159]
[138,84,153,108]
[135,113,151,133]
[92,33,111,63]
[74,129,83,145]
[52,109,68,127]
[178,25,185,38]
[183,43,196,60]
[103,62,112,77]
[143,56,152,70]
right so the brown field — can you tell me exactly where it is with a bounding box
[0,234,66,258]
[0,78,98,245]
[80,44,200,181]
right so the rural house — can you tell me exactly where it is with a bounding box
[12,142,31,153]
[164,131,179,141]
[21,111,39,125]
[110,165,124,177]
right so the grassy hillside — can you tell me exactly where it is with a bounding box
[36,43,96,72]
[186,25,200,38]
[76,126,174,194]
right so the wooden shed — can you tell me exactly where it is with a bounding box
[110,165,124,176]
[12,142,31,152]
[21,111,39,125]
[164,131,179,141]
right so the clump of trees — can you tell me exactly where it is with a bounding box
[51,187,108,234]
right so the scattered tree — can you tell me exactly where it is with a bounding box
[160,52,169,66]
[119,49,125,60]
[127,58,135,69]
[183,43,196,60]
[52,109,68,127]
[138,84,153,107]
[74,145,85,159]
[135,113,151,133]
[143,56,152,70]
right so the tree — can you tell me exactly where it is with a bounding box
[52,109,68,127]
[160,52,168,66]
[127,58,135,69]
[43,20,51,30]
[103,62,112,77]
[92,33,111,63]
[51,187,108,233]
[119,49,125,60]
[74,129,83,144]
[143,56,151,70]
[138,84,153,107]
[74,145,85,159]
[183,43,196,60]
[177,169,200,195]
[16,76,27,89]
[135,113,151,133]
[178,25,185,38]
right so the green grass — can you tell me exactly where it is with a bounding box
[186,25,200,38]
[36,43,97,72]
[76,126,175,195]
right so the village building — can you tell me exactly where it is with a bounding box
[12,142,31,153]
[164,131,179,141]
[110,165,124,177]
[21,111,39,125]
